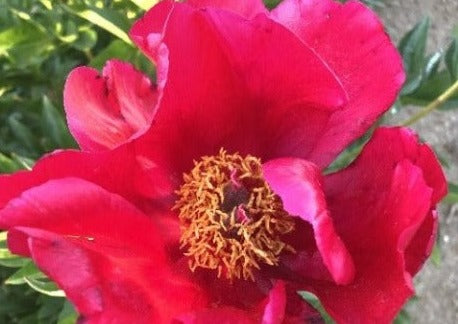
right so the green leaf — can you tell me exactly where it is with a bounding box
[41,96,74,149]
[401,70,458,110]
[263,0,282,9]
[10,153,35,170]
[57,301,78,324]
[6,262,46,285]
[0,152,21,173]
[7,114,38,154]
[63,4,132,44]
[130,0,159,10]
[394,308,411,324]
[430,241,441,267]
[399,18,430,95]
[0,247,14,259]
[0,24,54,68]
[445,38,458,80]
[0,256,30,268]
[298,291,335,323]
[89,39,155,75]
[23,277,65,297]
[72,27,97,51]
[423,51,442,79]
[0,246,29,268]
[444,182,458,204]
[90,39,137,69]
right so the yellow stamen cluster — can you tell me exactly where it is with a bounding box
[173,149,295,281]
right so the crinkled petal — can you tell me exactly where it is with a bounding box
[132,2,347,177]
[307,127,446,323]
[175,280,289,324]
[129,0,174,62]
[0,145,174,213]
[1,178,206,323]
[404,210,438,276]
[262,158,355,285]
[64,60,158,151]
[271,0,405,168]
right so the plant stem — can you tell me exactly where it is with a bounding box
[401,79,458,126]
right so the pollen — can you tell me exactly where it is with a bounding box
[173,149,295,281]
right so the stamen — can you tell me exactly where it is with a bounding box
[173,149,295,281]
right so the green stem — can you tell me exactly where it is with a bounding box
[401,79,458,126]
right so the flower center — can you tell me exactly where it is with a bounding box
[173,149,295,281]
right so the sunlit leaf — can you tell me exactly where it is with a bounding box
[130,0,159,10]
[6,262,46,285]
[63,4,132,44]
[10,153,35,170]
[24,277,65,297]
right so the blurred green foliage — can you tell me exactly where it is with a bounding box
[0,0,457,323]
[399,17,458,109]
[0,0,154,164]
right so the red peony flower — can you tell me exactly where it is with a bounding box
[0,0,447,323]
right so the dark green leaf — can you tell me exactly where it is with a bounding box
[394,308,411,324]
[41,96,75,149]
[445,38,458,80]
[398,18,430,95]
[90,39,155,76]
[7,114,39,153]
[90,39,137,69]
[401,70,458,110]
[0,152,22,173]
[444,182,458,204]
[263,0,282,9]
[70,27,98,52]
[57,301,78,324]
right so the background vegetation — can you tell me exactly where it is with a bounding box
[0,0,457,322]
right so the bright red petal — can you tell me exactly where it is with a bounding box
[0,145,174,213]
[260,281,287,324]
[1,178,206,323]
[271,0,405,168]
[404,210,438,276]
[187,0,267,18]
[129,0,174,62]
[132,2,347,176]
[262,158,355,285]
[175,307,254,324]
[306,127,446,323]
[64,59,158,151]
